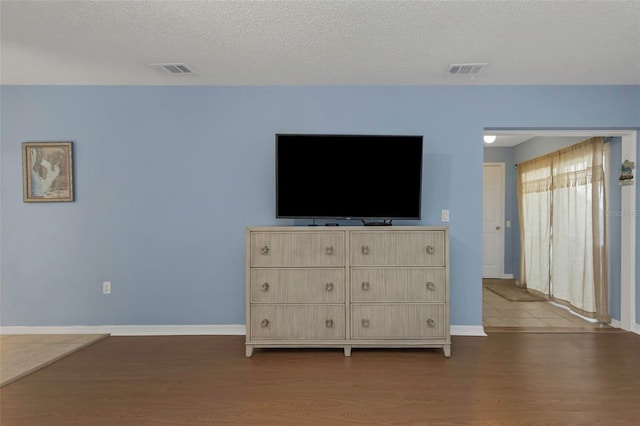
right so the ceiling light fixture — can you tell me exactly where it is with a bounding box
[484,135,496,144]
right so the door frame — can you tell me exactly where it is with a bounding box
[485,129,637,333]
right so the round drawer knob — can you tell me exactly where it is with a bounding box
[361,245,370,255]
[362,319,370,328]
[361,281,370,291]
[426,245,435,254]
[260,245,270,255]
[325,282,334,291]
[326,246,334,255]
[326,319,334,328]
[261,282,270,291]
[427,318,436,327]
[426,281,435,291]
[260,319,270,327]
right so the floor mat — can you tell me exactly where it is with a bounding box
[484,281,546,302]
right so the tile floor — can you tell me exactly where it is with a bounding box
[0,334,108,387]
[483,285,604,329]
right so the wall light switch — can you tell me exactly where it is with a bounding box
[442,209,450,222]
[102,281,111,295]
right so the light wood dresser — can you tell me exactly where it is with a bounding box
[245,226,450,357]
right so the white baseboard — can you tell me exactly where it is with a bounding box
[0,325,246,336]
[608,319,640,335]
[1,324,487,337]
[502,274,514,279]
[451,326,487,336]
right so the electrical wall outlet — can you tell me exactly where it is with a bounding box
[102,281,111,295]
[441,209,450,222]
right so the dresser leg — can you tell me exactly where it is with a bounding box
[442,344,451,358]
[245,345,254,358]
[344,346,352,357]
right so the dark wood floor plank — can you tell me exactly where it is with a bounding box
[1,334,639,425]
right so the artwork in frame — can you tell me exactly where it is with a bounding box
[22,141,74,202]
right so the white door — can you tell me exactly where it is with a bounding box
[483,163,505,278]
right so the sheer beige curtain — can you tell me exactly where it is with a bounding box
[517,154,553,295]
[551,138,609,322]
[517,137,609,322]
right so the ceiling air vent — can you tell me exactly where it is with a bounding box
[448,63,486,75]
[148,63,197,75]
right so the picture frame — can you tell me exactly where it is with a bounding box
[22,141,74,202]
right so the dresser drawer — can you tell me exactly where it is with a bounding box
[351,268,446,302]
[251,305,345,340]
[251,268,345,303]
[351,304,445,339]
[350,231,445,266]
[251,232,345,267]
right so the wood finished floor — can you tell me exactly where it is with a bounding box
[1,334,639,426]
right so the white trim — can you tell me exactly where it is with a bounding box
[619,132,636,332]
[610,321,639,336]
[608,318,640,336]
[502,274,514,279]
[0,325,246,336]
[451,325,487,336]
[605,143,613,327]
[1,324,486,337]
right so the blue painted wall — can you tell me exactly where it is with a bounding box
[1,85,638,327]
[513,136,586,164]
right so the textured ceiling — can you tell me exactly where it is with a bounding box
[1,0,639,85]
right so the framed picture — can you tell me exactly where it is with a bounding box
[22,141,74,202]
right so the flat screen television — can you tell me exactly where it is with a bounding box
[276,134,423,221]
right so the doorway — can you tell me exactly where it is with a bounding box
[482,129,637,332]
[483,163,505,279]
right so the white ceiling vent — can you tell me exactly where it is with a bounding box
[448,63,486,75]
[148,63,198,75]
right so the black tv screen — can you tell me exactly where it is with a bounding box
[276,134,423,220]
